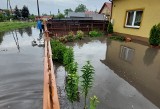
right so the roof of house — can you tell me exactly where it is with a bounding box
[99,2,112,14]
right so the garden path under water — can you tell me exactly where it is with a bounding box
[54,37,160,109]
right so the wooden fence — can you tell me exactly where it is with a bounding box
[46,20,108,36]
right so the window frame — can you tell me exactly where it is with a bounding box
[124,9,144,29]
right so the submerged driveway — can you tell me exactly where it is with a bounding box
[0,27,43,109]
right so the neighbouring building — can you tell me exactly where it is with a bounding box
[99,2,112,21]
[111,0,160,42]
[68,12,106,21]
[35,16,52,21]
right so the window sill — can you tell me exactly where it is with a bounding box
[124,25,140,29]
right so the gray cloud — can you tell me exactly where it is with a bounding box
[0,0,109,15]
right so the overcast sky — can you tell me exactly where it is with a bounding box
[0,0,110,15]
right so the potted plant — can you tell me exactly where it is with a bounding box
[107,22,113,36]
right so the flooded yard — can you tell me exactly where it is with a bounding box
[55,37,160,109]
[0,27,43,109]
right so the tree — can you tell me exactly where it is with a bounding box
[21,5,30,18]
[64,8,73,16]
[55,13,65,19]
[75,4,87,12]
[29,14,35,21]
[14,5,21,19]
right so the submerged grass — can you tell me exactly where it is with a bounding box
[0,21,36,32]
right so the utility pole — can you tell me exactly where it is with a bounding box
[37,0,40,17]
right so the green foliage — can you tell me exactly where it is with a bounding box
[89,30,103,37]
[109,36,125,41]
[149,23,160,46]
[75,4,87,12]
[29,14,35,21]
[0,14,5,22]
[50,40,67,63]
[67,62,78,74]
[66,73,79,103]
[107,22,113,34]
[55,13,65,19]
[64,8,73,16]
[0,22,36,32]
[21,5,30,18]
[76,30,84,39]
[89,96,99,109]
[63,47,74,70]
[81,61,95,109]
[14,5,21,19]
[66,31,75,42]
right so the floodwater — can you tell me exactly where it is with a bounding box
[55,37,160,109]
[0,27,44,109]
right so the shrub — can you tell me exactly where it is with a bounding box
[149,23,160,46]
[0,14,5,22]
[63,47,74,71]
[58,36,67,43]
[89,30,103,37]
[50,40,66,63]
[107,22,113,34]
[76,30,84,39]
[109,36,125,41]
[67,31,75,42]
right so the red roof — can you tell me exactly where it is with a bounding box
[99,2,112,14]
[85,11,95,14]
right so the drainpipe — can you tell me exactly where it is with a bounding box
[109,0,113,20]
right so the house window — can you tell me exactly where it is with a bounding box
[125,10,143,28]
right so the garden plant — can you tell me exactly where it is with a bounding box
[149,23,160,46]
[81,61,95,109]
[107,22,113,34]
[89,95,99,109]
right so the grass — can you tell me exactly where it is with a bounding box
[0,21,36,32]
[109,35,125,41]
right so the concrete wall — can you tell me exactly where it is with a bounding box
[112,0,160,38]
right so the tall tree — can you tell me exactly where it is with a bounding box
[64,8,73,16]
[14,5,21,19]
[21,5,30,18]
[75,4,87,12]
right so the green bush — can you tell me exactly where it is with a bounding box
[66,31,75,42]
[63,47,74,71]
[89,30,103,37]
[149,23,160,46]
[50,40,67,63]
[109,36,125,41]
[107,22,113,34]
[76,30,84,39]
[0,14,5,22]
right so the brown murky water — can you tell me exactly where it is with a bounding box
[0,27,43,109]
[55,37,160,109]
